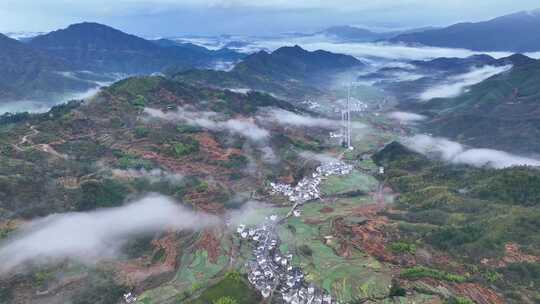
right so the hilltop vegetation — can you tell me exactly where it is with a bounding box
[416,59,540,154]
[0,76,312,220]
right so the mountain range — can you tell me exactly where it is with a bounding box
[390,9,540,52]
[316,25,438,42]
[0,33,94,101]
[28,22,244,74]
[174,45,364,98]
[366,53,536,104]
[0,22,244,102]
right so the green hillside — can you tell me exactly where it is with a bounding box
[419,59,540,153]
[374,142,540,303]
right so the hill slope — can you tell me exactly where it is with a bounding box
[416,57,540,153]
[374,141,540,303]
[390,10,540,52]
[29,22,243,74]
[0,33,92,101]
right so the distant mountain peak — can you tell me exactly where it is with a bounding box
[272,45,308,56]
[390,9,540,52]
[59,22,128,35]
[29,22,156,53]
[66,21,114,29]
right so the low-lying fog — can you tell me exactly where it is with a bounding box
[174,34,540,61]
[402,134,540,169]
[0,194,269,274]
[0,87,102,115]
[143,107,270,141]
[419,65,512,100]
[0,195,218,274]
[386,111,427,124]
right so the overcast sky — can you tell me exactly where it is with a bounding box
[1,0,539,36]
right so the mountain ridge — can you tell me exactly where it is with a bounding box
[28,22,244,74]
[413,57,540,154]
[173,45,364,98]
[390,9,540,52]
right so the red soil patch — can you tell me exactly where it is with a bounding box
[452,283,505,304]
[195,133,241,161]
[136,150,231,178]
[152,233,180,268]
[116,232,180,287]
[412,279,505,304]
[332,203,415,266]
[481,242,540,267]
[278,174,295,184]
[303,218,327,225]
[319,206,334,213]
[196,229,222,263]
[156,88,181,104]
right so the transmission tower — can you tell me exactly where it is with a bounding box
[341,82,353,149]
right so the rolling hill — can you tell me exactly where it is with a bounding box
[390,9,540,52]
[174,45,364,98]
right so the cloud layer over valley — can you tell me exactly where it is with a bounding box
[403,135,540,168]
[143,107,269,141]
[261,108,365,130]
[386,111,426,124]
[419,65,512,100]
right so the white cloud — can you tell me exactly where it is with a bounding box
[386,111,426,124]
[0,194,218,273]
[0,87,103,115]
[111,168,183,183]
[143,107,269,141]
[235,38,517,61]
[298,151,340,163]
[403,134,540,168]
[419,65,512,100]
[262,108,339,128]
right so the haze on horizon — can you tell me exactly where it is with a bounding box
[1,0,539,37]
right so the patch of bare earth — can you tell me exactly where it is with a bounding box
[481,243,540,267]
[195,229,222,263]
[116,233,179,289]
[195,133,241,162]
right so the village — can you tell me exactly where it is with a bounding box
[238,160,354,303]
[237,217,336,304]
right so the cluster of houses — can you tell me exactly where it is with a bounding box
[349,100,369,113]
[123,292,137,303]
[237,216,337,304]
[236,160,353,303]
[270,161,353,206]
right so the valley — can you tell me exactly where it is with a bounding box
[1,6,540,304]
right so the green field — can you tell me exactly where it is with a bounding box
[277,196,393,303]
[320,169,378,196]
